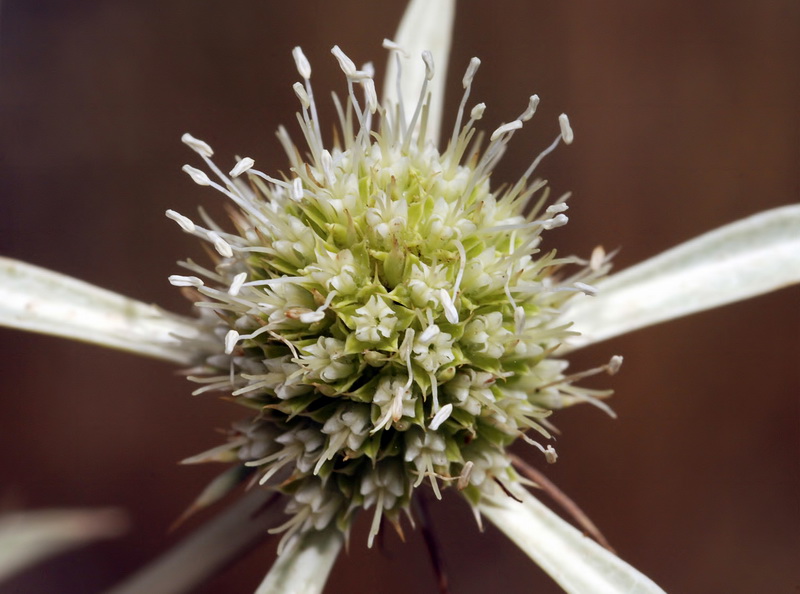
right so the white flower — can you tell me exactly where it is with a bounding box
[1,1,799,593]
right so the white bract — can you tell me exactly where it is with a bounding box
[1,1,799,593]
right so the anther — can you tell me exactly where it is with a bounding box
[439,289,459,324]
[168,275,203,287]
[542,213,569,230]
[165,209,196,233]
[224,330,239,355]
[181,133,214,158]
[229,157,254,178]
[520,95,540,122]
[559,113,574,144]
[382,38,407,56]
[544,445,558,464]
[229,272,247,296]
[590,245,606,271]
[457,461,474,490]
[293,82,311,109]
[429,403,453,431]
[470,103,486,120]
[331,45,357,78]
[574,281,598,296]
[462,57,481,88]
[490,120,523,141]
[208,232,234,258]
[362,78,378,114]
[291,178,304,201]
[292,46,311,79]
[607,355,623,375]
[421,50,434,80]
[182,164,212,186]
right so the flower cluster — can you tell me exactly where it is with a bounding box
[170,42,617,548]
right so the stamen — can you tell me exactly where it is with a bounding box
[168,275,203,287]
[293,82,311,109]
[292,46,312,79]
[182,164,212,186]
[574,281,598,296]
[520,95,540,122]
[228,272,247,296]
[229,157,254,178]
[457,462,474,490]
[181,133,214,158]
[208,232,234,258]
[165,209,196,233]
[490,120,523,142]
[429,403,453,431]
[224,329,239,355]
[559,113,574,144]
[590,245,607,271]
[331,45,358,78]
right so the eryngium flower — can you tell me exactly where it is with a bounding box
[169,37,616,553]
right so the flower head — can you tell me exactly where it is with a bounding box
[1,1,799,593]
[168,28,619,556]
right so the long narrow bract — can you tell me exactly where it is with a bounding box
[0,257,204,364]
[479,487,666,594]
[563,205,800,349]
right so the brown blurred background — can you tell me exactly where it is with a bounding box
[1,1,798,592]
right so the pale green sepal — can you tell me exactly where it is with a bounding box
[562,205,800,349]
[0,508,127,583]
[383,0,456,147]
[479,487,666,594]
[255,527,344,594]
[0,257,204,364]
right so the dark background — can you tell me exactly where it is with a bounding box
[1,1,798,592]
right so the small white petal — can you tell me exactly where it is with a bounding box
[480,487,666,594]
[181,133,214,158]
[563,205,800,349]
[182,164,211,186]
[382,0,456,146]
[0,258,202,364]
[255,528,343,594]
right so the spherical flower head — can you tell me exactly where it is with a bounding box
[170,44,614,549]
